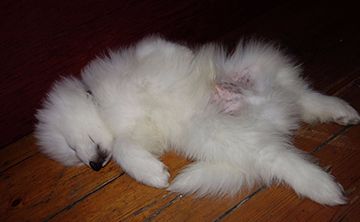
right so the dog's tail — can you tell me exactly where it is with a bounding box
[168,161,257,197]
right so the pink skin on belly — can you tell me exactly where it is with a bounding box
[212,82,245,114]
[211,70,254,115]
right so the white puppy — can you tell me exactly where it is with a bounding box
[36,36,359,205]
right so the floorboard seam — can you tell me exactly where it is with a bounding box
[213,188,264,222]
[143,194,183,222]
[0,151,39,174]
[44,172,125,222]
[131,192,174,217]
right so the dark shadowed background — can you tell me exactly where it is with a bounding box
[1,0,359,148]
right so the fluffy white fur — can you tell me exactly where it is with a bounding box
[35,36,360,205]
[35,77,113,167]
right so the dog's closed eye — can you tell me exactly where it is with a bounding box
[88,135,95,144]
[86,90,92,96]
[65,140,76,151]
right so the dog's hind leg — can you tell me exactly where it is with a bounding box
[269,58,359,125]
[275,69,359,125]
[298,90,359,125]
[178,111,346,205]
[168,161,255,197]
[259,144,346,206]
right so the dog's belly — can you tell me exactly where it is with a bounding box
[212,72,254,115]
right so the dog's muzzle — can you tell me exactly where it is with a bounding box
[89,148,111,171]
[89,161,103,171]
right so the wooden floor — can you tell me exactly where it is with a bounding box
[1,1,360,221]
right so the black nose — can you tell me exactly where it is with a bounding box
[89,161,102,171]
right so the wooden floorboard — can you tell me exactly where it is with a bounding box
[0,136,38,173]
[0,142,123,221]
[1,1,360,222]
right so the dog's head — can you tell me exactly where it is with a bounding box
[35,77,113,171]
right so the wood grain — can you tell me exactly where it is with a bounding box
[0,151,122,222]
[49,152,189,222]
[0,135,38,172]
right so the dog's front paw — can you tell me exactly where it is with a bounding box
[130,159,170,188]
[142,164,170,188]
